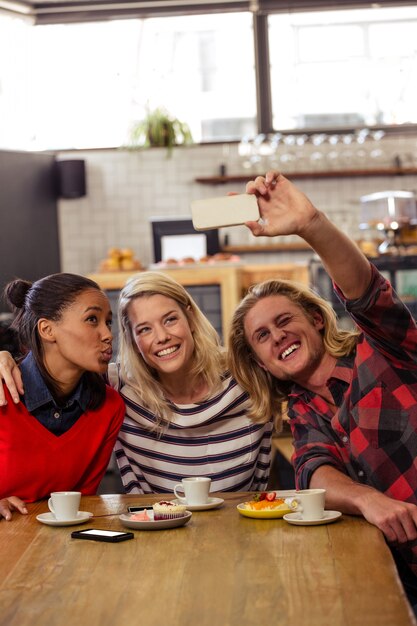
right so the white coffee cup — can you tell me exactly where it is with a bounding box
[294,489,326,521]
[48,491,81,521]
[173,477,211,506]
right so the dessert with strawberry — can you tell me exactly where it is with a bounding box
[243,491,297,511]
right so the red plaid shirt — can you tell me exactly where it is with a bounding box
[288,264,417,573]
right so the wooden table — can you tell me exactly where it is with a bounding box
[0,493,415,626]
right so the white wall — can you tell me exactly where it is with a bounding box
[57,135,417,275]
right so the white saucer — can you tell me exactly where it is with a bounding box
[36,511,93,527]
[283,510,342,526]
[171,497,224,511]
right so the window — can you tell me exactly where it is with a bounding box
[29,20,140,150]
[269,6,417,131]
[0,11,256,150]
[2,3,417,150]
[131,13,256,143]
[0,13,33,149]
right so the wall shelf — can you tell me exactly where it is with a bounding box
[195,167,417,185]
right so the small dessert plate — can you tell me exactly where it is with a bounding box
[283,510,342,526]
[36,511,93,527]
[119,510,192,531]
[171,497,224,511]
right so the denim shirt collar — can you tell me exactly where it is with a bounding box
[20,352,89,412]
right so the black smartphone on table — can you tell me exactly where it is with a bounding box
[71,528,134,543]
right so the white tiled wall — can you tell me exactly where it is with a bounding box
[57,134,417,275]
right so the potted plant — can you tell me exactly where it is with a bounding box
[129,107,193,156]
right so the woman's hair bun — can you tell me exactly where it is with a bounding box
[4,279,32,310]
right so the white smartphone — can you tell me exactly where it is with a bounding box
[191,194,259,231]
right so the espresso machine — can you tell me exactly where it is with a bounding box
[359,190,417,255]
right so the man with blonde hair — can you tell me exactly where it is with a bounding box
[228,171,417,612]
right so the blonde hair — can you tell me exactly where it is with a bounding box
[228,279,359,429]
[118,271,226,430]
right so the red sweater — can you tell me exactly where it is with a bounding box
[0,384,125,502]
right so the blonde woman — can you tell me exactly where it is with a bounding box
[108,271,272,494]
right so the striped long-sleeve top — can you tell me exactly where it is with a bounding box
[113,370,273,494]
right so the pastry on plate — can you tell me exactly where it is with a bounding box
[152,501,187,520]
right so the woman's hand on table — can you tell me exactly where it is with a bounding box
[0,497,28,521]
[0,350,23,405]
